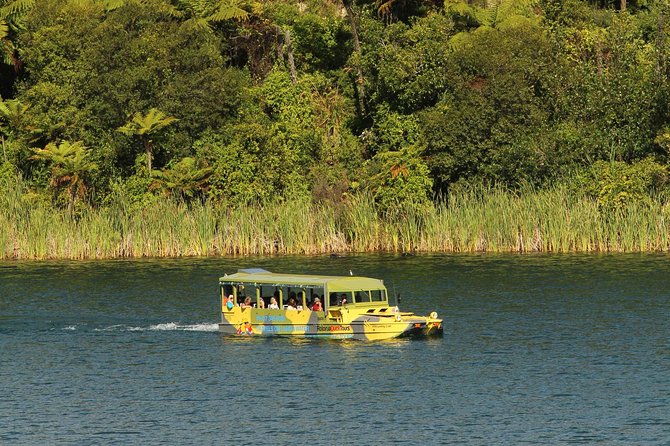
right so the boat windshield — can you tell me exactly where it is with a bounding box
[370,289,386,302]
[328,289,387,306]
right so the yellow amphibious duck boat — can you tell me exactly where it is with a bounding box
[218,268,443,340]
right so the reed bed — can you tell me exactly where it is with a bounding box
[2,181,670,259]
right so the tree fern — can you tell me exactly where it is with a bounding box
[151,157,212,200]
[30,141,98,213]
[177,0,248,34]
[118,108,178,174]
[0,0,35,68]
[119,108,178,137]
[0,97,30,126]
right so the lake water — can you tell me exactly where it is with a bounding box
[1,254,669,445]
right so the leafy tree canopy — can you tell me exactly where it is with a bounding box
[1,0,670,209]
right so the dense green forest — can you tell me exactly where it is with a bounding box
[2,0,670,258]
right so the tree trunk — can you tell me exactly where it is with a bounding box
[284,28,297,84]
[620,0,626,11]
[145,140,152,175]
[657,4,665,79]
[342,0,367,117]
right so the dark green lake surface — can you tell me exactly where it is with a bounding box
[1,254,669,445]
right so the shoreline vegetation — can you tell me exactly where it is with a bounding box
[3,179,669,260]
[3,1,670,260]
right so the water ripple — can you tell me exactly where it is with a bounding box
[1,254,669,445]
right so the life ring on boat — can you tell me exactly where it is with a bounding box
[395,314,402,322]
[430,312,438,319]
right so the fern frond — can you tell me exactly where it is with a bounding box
[0,0,36,20]
[474,1,499,27]
[250,1,263,16]
[118,108,178,136]
[1,41,15,67]
[99,0,125,12]
[181,16,213,33]
[155,2,181,18]
[208,0,248,22]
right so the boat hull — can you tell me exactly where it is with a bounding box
[219,307,443,341]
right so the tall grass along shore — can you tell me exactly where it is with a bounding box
[2,179,669,260]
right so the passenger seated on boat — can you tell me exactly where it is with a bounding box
[241,296,253,309]
[311,297,322,311]
[268,297,279,309]
[286,297,298,310]
[338,294,348,305]
[258,298,265,309]
[329,292,338,307]
[226,295,235,310]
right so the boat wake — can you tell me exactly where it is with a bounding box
[134,322,219,332]
[86,322,220,332]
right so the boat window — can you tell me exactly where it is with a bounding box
[235,284,246,304]
[370,290,386,302]
[329,292,338,307]
[222,284,234,299]
[308,288,324,310]
[354,291,371,303]
[238,284,259,305]
[281,287,301,309]
[329,292,351,306]
[261,286,281,308]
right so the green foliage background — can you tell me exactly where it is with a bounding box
[2,0,670,256]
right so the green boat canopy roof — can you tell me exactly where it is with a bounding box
[219,268,385,293]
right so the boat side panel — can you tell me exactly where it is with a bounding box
[220,307,442,340]
[220,308,411,340]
